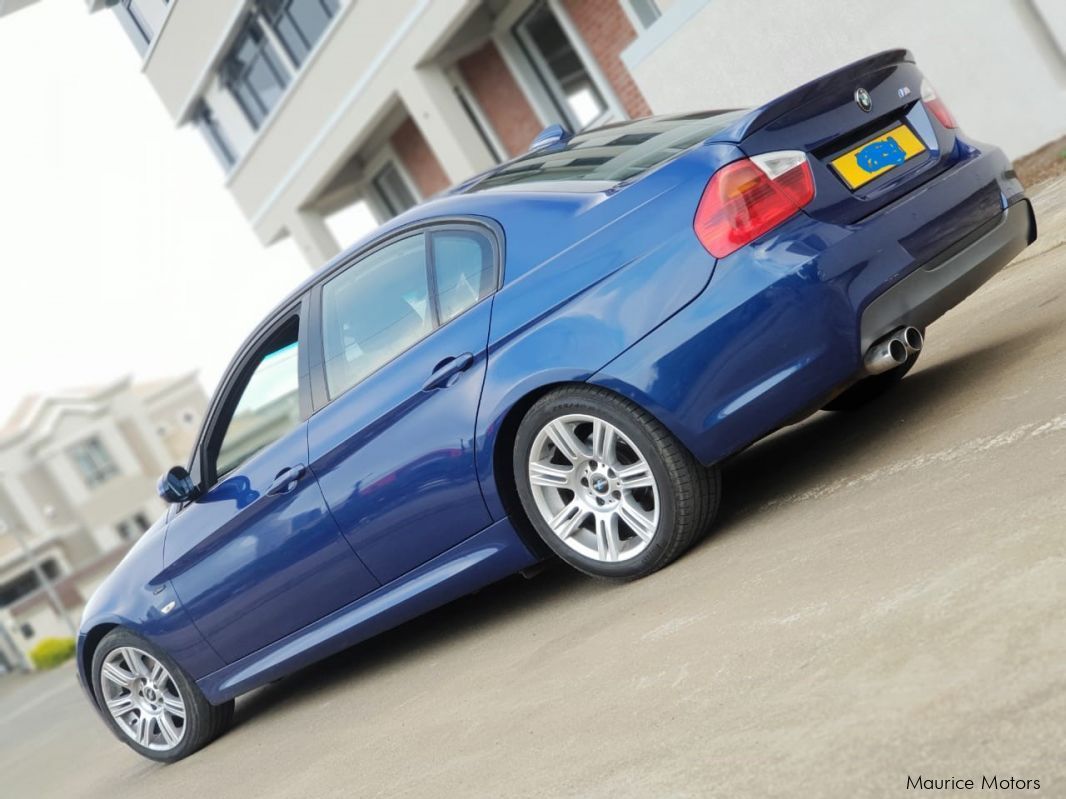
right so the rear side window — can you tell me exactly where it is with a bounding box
[430,229,495,324]
[321,233,432,399]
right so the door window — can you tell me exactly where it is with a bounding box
[430,229,496,324]
[213,319,302,478]
[321,234,433,398]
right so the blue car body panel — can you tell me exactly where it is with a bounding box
[77,49,1036,712]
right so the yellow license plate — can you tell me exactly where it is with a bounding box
[830,125,926,189]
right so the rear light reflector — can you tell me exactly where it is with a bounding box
[921,78,957,130]
[693,150,814,258]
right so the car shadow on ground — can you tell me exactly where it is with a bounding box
[226,317,1055,734]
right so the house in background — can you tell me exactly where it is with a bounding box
[0,374,206,671]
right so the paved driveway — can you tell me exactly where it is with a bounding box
[3,181,1065,799]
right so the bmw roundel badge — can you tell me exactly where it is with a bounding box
[855,87,873,112]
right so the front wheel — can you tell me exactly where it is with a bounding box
[513,386,720,580]
[92,628,233,762]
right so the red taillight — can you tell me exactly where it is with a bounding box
[921,78,957,130]
[693,150,814,258]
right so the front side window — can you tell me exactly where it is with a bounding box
[514,3,607,130]
[70,437,119,488]
[259,0,340,67]
[213,320,302,478]
[222,19,291,130]
[321,234,433,398]
[430,230,495,324]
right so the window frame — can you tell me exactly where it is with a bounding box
[189,294,312,493]
[306,217,504,412]
[512,1,612,131]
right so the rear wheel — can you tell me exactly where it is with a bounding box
[823,330,924,411]
[513,386,719,580]
[92,628,233,763]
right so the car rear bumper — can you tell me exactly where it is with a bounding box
[591,141,1036,466]
[859,198,1036,351]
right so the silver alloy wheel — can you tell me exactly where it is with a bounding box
[527,413,660,562]
[100,646,186,751]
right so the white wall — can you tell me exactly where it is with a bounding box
[625,0,1066,159]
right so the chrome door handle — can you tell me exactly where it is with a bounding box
[422,352,474,391]
[267,464,306,496]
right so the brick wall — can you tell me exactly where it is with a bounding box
[390,117,450,197]
[458,42,543,157]
[561,0,651,118]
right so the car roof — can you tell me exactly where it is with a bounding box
[266,111,746,322]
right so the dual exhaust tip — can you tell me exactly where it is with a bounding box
[864,326,923,375]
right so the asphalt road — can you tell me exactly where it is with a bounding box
[3,181,1065,799]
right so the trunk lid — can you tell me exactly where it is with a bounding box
[710,50,961,226]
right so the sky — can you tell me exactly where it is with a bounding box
[0,0,312,420]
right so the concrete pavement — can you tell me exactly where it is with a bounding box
[2,181,1065,799]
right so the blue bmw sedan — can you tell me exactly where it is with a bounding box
[77,50,1035,761]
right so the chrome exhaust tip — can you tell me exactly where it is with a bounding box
[864,335,908,375]
[895,325,923,356]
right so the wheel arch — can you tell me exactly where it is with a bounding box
[488,379,688,556]
[80,621,120,709]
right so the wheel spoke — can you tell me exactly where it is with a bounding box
[590,419,617,465]
[134,714,153,747]
[158,713,181,747]
[596,515,620,561]
[546,420,586,463]
[101,660,135,689]
[162,694,186,719]
[528,460,572,488]
[616,461,655,490]
[106,694,136,717]
[148,659,165,684]
[618,498,656,542]
[548,502,587,540]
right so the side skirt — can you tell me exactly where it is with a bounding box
[196,517,538,704]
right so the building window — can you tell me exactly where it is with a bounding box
[626,0,663,29]
[371,163,418,217]
[194,101,237,169]
[69,437,119,489]
[514,3,608,130]
[258,0,340,68]
[0,560,61,606]
[116,513,151,541]
[222,18,291,130]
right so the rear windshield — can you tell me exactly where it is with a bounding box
[466,110,747,192]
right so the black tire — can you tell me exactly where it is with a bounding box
[823,333,924,412]
[513,386,720,580]
[91,627,234,763]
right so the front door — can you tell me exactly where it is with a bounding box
[307,225,499,583]
[164,305,379,663]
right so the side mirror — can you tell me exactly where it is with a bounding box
[158,466,198,504]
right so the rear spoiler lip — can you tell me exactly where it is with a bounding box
[704,49,916,146]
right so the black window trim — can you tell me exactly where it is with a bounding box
[306,216,504,413]
[189,294,312,493]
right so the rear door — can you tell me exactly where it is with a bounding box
[306,222,499,584]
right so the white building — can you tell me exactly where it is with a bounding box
[13,1,1066,273]
[0,374,207,671]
